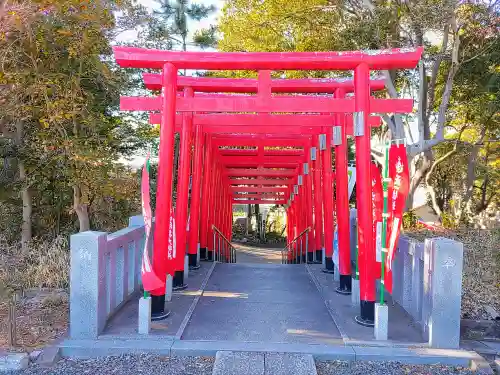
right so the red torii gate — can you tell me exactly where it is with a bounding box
[114,46,422,326]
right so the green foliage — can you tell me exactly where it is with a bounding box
[402,210,419,230]
[0,0,154,242]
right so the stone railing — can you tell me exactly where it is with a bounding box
[69,215,149,339]
[348,210,464,348]
[391,235,464,348]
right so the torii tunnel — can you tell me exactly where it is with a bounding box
[115,47,423,327]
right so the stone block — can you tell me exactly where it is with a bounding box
[165,274,173,302]
[351,278,360,307]
[494,358,500,373]
[265,353,317,375]
[410,241,424,324]
[375,303,388,341]
[424,237,464,349]
[37,346,61,368]
[0,353,29,371]
[197,243,201,265]
[212,351,264,375]
[70,231,108,339]
[138,297,151,335]
[184,255,189,279]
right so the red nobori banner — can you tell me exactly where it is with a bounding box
[141,156,165,292]
[166,208,177,277]
[371,162,383,278]
[385,143,410,292]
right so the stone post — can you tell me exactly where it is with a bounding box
[69,231,108,339]
[138,296,152,335]
[423,237,464,349]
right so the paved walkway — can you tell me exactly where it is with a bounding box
[181,263,342,344]
[232,242,283,264]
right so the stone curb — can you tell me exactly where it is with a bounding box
[0,352,29,371]
[37,346,61,368]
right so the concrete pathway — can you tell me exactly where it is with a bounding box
[181,263,342,344]
[232,242,283,264]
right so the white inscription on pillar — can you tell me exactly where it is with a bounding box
[354,112,364,137]
[319,134,327,150]
[294,185,299,194]
[303,163,309,175]
[332,126,342,145]
[311,147,317,161]
[298,175,303,186]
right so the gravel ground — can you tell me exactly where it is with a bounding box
[4,355,215,375]
[316,361,477,375]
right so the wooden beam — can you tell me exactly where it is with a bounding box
[225,169,297,177]
[114,46,423,70]
[228,178,293,185]
[142,73,386,93]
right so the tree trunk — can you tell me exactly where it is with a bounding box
[246,204,252,235]
[19,161,32,250]
[15,121,32,250]
[73,185,90,232]
[406,150,432,210]
[255,204,260,239]
[456,139,483,224]
[425,148,458,217]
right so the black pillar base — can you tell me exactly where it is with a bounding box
[322,257,335,274]
[315,250,323,263]
[172,270,187,291]
[151,294,171,321]
[355,300,375,327]
[307,252,314,263]
[200,247,207,260]
[188,253,200,270]
[206,250,214,261]
[335,274,352,295]
[294,256,300,264]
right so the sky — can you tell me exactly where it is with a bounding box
[117,0,222,48]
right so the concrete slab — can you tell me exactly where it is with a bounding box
[308,264,425,344]
[265,353,317,375]
[233,243,282,264]
[351,345,478,366]
[181,263,341,344]
[102,262,211,337]
[0,353,29,371]
[37,346,61,368]
[170,340,356,361]
[483,341,500,355]
[212,351,264,375]
[59,337,175,358]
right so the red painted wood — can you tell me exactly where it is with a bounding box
[188,124,204,256]
[228,178,293,185]
[231,187,288,193]
[174,87,193,272]
[355,63,376,303]
[147,113,382,130]
[224,169,297,177]
[142,73,386,93]
[219,149,304,157]
[335,89,352,277]
[151,63,177,295]
[114,46,423,70]
[122,96,412,114]
[232,200,287,204]
[212,138,307,147]
[219,155,305,165]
